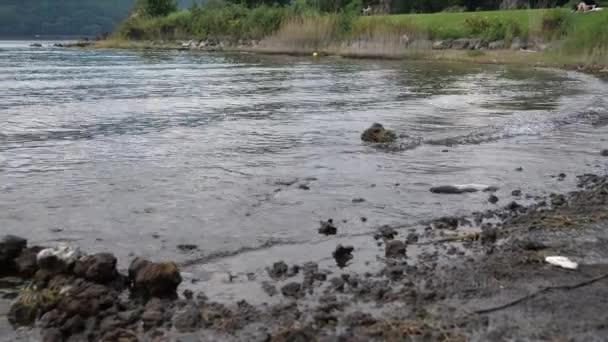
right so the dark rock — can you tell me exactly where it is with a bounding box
[601,149,608,156]
[558,173,566,179]
[0,235,27,274]
[117,309,142,325]
[100,329,138,342]
[41,328,64,342]
[281,282,302,299]
[385,240,406,258]
[361,123,397,143]
[452,38,470,49]
[374,225,397,240]
[58,280,118,317]
[517,238,547,251]
[318,219,337,236]
[506,201,524,212]
[177,244,198,252]
[511,189,522,197]
[360,217,367,222]
[344,311,376,327]
[174,304,201,332]
[128,258,182,298]
[432,216,459,230]
[515,167,523,171]
[183,289,194,300]
[430,185,479,194]
[142,299,164,329]
[329,277,345,292]
[489,40,505,49]
[8,301,38,327]
[488,195,499,204]
[73,253,117,283]
[38,309,67,329]
[298,184,310,190]
[405,232,419,244]
[99,315,125,333]
[267,261,289,280]
[262,281,278,297]
[481,226,497,245]
[351,198,366,203]
[60,314,85,335]
[14,246,44,277]
[275,179,298,186]
[332,245,354,268]
[550,194,567,207]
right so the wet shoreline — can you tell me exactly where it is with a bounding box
[3,168,608,341]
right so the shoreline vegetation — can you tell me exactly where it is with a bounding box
[78,0,608,72]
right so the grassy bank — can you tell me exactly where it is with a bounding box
[106,3,608,67]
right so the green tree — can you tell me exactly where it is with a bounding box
[146,0,178,16]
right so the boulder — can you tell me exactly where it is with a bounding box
[0,235,27,263]
[15,246,44,277]
[361,123,397,143]
[510,37,526,50]
[385,240,406,258]
[451,38,470,50]
[432,40,452,50]
[267,261,289,280]
[281,282,302,299]
[173,304,201,332]
[128,258,182,298]
[73,253,118,283]
[488,40,505,49]
[37,244,83,274]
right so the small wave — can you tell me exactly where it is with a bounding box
[424,101,608,147]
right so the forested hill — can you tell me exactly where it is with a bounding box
[0,0,191,37]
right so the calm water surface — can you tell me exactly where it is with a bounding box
[1,40,608,268]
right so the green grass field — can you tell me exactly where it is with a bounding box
[359,8,608,40]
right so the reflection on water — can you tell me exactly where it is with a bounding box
[1,41,608,265]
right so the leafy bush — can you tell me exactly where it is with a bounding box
[540,10,571,39]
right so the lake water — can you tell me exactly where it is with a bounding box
[1,40,608,280]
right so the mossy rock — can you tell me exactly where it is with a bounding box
[361,123,397,143]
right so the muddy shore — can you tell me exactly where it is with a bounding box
[3,165,608,341]
[57,39,608,77]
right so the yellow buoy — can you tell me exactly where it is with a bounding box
[312,52,319,57]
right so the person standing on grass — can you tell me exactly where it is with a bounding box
[577,0,597,12]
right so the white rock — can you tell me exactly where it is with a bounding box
[545,256,578,270]
[37,243,83,265]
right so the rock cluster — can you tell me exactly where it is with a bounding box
[0,236,183,341]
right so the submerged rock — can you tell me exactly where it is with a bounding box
[267,261,289,280]
[385,240,407,259]
[374,226,398,241]
[281,282,302,299]
[601,149,608,157]
[332,245,354,268]
[361,123,397,143]
[488,195,499,204]
[318,219,337,236]
[128,258,182,298]
[430,184,496,194]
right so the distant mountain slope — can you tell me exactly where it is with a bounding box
[0,0,195,37]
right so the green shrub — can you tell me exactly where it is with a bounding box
[540,10,571,39]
